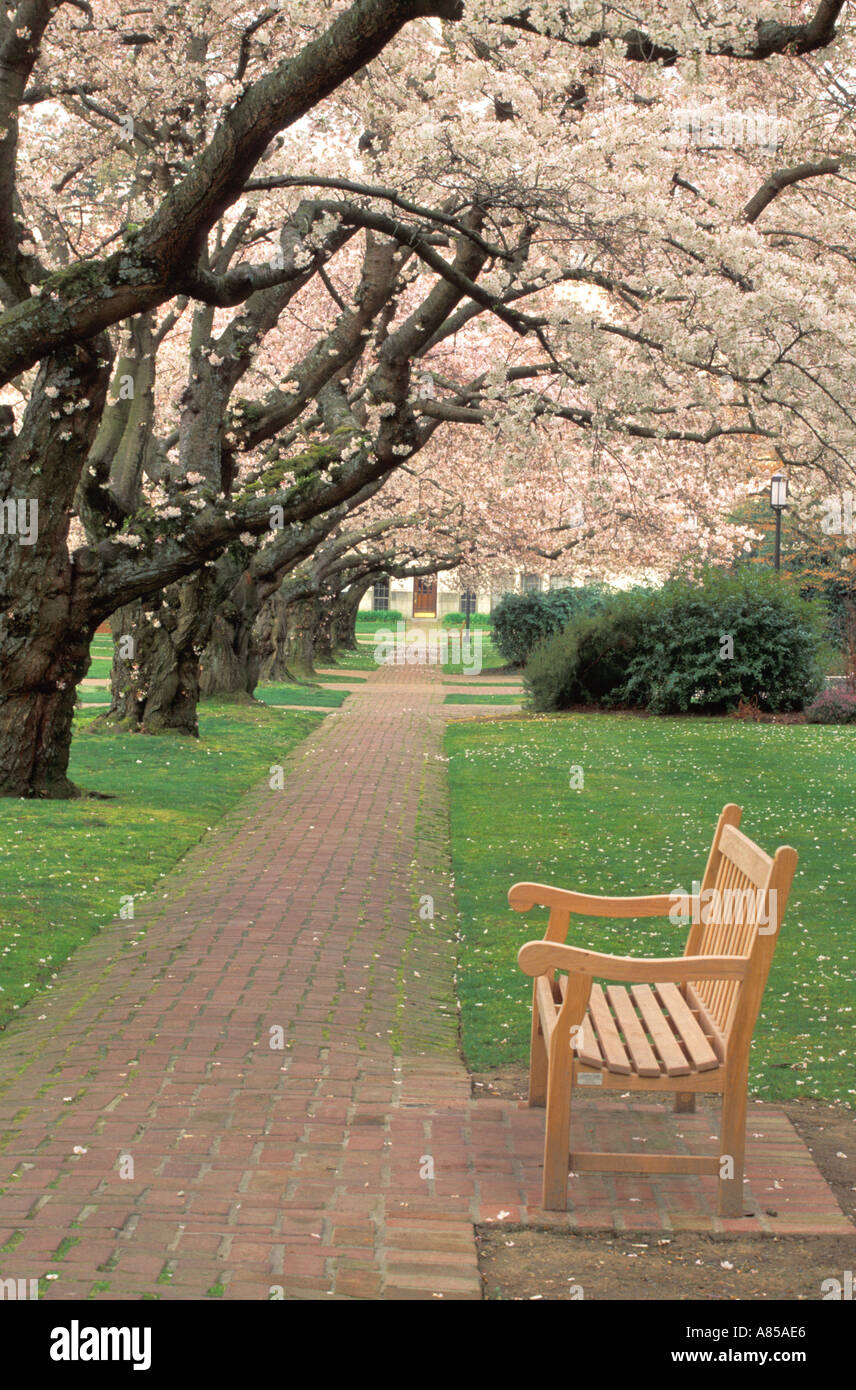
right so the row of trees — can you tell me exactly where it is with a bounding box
[1,0,855,795]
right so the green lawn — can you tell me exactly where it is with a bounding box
[445,713,856,1104]
[0,703,321,1030]
[444,692,524,705]
[255,683,347,708]
[322,644,379,672]
[77,683,352,709]
[442,635,508,676]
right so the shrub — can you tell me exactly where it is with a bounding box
[441,611,492,628]
[524,590,652,710]
[491,585,608,666]
[620,568,827,714]
[355,608,402,624]
[805,685,856,723]
[525,567,828,714]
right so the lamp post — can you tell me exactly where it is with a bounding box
[769,471,788,571]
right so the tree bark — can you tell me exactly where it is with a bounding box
[255,589,321,682]
[332,578,371,652]
[97,573,215,734]
[0,342,111,796]
[199,571,260,699]
[313,597,337,666]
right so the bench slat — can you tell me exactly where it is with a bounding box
[558,975,603,1068]
[587,983,632,1075]
[654,983,720,1071]
[685,984,726,1061]
[605,984,662,1077]
[630,984,691,1076]
[576,1012,604,1070]
[719,822,773,889]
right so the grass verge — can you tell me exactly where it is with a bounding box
[444,693,524,705]
[255,683,347,708]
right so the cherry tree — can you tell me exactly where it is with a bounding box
[1,0,854,797]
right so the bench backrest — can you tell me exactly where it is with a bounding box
[684,804,798,1049]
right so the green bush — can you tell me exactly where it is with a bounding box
[524,591,652,709]
[491,585,608,666]
[355,608,403,624]
[441,611,492,628]
[525,568,828,714]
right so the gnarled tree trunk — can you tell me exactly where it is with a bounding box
[313,597,337,666]
[255,589,321,682]
[199,570,260,699]
[98,572,215,734]
[332,578,372,652]
[0,343,111,797]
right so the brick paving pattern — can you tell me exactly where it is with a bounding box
[0,664,850,1302]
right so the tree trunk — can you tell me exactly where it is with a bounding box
[199,570,260,699]
[332,579,371,652]
[200,609,258,699]
[255,590,320,682]
[313,597,336,666]
[0,616,94,797]
[97,573,215,734]
[0,342,111,797]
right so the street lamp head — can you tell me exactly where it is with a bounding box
[770,471,788,510]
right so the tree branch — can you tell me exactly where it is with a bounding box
[501,1,846,64]
[743,157,843,224]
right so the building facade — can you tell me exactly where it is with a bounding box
[359,570,572,619]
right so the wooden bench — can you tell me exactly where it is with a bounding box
[512,804,798,1216]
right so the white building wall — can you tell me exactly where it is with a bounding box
[359,570,572,617]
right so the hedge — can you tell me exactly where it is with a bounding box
[525,567,828,715]
[441,611,492,628]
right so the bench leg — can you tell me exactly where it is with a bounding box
[528,983,548,1106]
[674,1092,696,1114]
[718,1070,748,1217]
[542,1042,572,1210]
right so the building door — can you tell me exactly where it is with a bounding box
[413,574,437,616]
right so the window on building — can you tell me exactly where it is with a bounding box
[523,572,541,593]
[461,588,477,617]
[372,577,390,610]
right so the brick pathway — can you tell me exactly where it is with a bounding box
[0,666,849,1303]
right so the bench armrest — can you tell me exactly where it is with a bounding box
[509,881,677,918]
[517,940,750,984]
